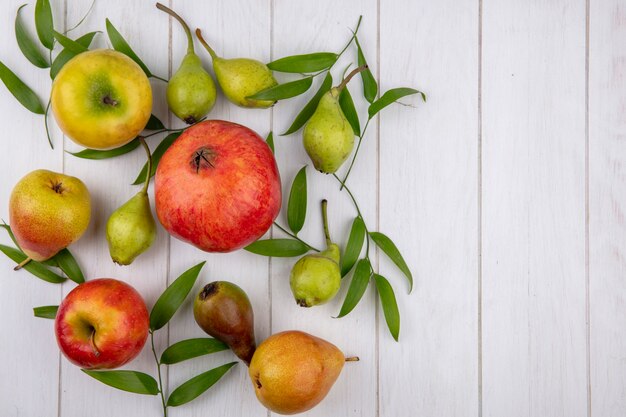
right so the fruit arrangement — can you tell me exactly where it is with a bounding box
[0,1,425,415]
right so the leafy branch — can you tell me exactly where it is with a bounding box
[82,262,236,417]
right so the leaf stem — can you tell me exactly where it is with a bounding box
[44,100,53,149]
[139,137,153,194]
[273,222,321,252]
[150,331,168,417]
[332,174,370,259]
[337,15,363,59]
[151,75,169,83]
[340,117,372,189]
[321,199,331,246]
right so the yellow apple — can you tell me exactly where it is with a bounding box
[51,49,153,150]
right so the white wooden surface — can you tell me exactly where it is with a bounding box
[0,1,624,416]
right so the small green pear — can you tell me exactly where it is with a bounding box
[157,3,216,124]
[196,29,277,108]
[106,139,156,265]
[302,66,368,174]
[290,200,341,307]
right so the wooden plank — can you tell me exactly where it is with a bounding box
[0,0,65,416]
[589,1,626,415]
[378,1,479,416]
[481,1,587,416]
[59,1,171,416]
[165,1,272,416]
[270,1,378,416]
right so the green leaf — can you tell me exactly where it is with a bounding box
[336,258,371,318]
[82,370,159,395]
[50,31,98,79]
[145,114,165,130]
[0,60,45,114]
[53,31,88,54]
[341,217,366,277]
[52,248,84,284]
[281,72,332,136]
[374,274,400,341]
[167,362,237,407]
[268,52,337,73]
[247,77,312,101]
[355,37,377,103]
[1,222,19,248]
[266,131,274,154]
[33,305,58,319]
[368,88,424,119]
[15,5,49,68]
[287,166,307,234]
[69,138,140,160]
[160,338,229,365]
[0,244,65,283]
[132,131,182,185]
[244,239,309,257]
[106,19,152,77]
[34,0,54,50]
[150,262,205,331]
[369,231,413,292]
[339,86,360,136]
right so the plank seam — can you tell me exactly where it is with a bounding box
[585,0,591,416]
[477,0,483,416]
[375,0,381,416]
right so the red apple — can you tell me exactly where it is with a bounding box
[155,120,281,252]
[55,279,150,369]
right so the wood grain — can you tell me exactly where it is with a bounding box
[481,1,587,416]
[270,1,378,416]
[0,1,65,416]
[589,1,626,416]
[378,1,479,416]
[59,1,171,416]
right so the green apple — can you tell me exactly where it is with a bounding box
[51,49,153,150]
[9,169,91,267]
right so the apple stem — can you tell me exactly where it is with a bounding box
[89,330,100,357]
[195,28,218,60]
[335,65,368,93]
[321,199,332,246]
[139,137,153,194]
[345,356,360,362]
[156,3,194,54]
[14,257,32,271]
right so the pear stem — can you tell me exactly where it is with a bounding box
[345,356,360,362]
[139,137,153,195]
[335,65,368,93]
[195,28,218,60]
[321,199,332,246]
[156,2,194,54]
[14,257,32,271]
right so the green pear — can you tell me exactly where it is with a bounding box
[106,139,156,265]
[196,28,277,108]
[303,88,354,174]
[157,3,216,124]
[106,190,156,265]
[302,66,368,174]
[290,200,341,307]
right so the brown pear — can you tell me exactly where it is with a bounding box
[193,281,256,365]
[248,330,358,415]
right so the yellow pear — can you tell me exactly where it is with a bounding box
[248,330,358,415]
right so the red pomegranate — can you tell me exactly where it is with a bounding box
[155,120,281,252]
